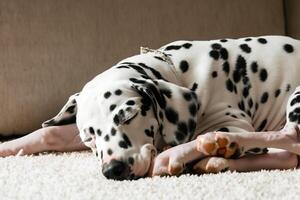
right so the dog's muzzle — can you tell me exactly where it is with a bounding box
[102,159,130,180]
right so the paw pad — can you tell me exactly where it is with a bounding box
[197,133,240,158]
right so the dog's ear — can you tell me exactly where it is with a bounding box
[113,102,141,126]
[130,80,161,119]
[42,93,80,127]
[131,78,199,145]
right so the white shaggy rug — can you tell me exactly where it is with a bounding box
[1,151,300,200]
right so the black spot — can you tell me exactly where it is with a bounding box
[165,45,181,51]
[233,71,241,83]
[211,71,218,78]
[233,85,237,94]
[220,48,229,60]
[225,112,230,115]
[233,55,247,83]
[245,38,252,41]
[218,127,229,132]
[226,79,234,92]
[220,39,228,43]
[257,38,267,44]
[183,43,192,49]
[154,56,165,62]
[238,100,245,111]
[120,62,134,65]
[126,100,135,105]
[145,129,154,138]
[259,68,268,82]
[122,133,132,147]
[222,62,230,75]
[290,95,300,106]
[255,103,259,110]
[111,127,116,136]
[89,127,95,135]
[104,91,111,99]
[179,60,189,73]
[257,119,267,131]
[211,43,222,49]
[242,76,250,85]
[127,64,149,76]
[231,114,237,118]
[251,62,258,73]
[209,50,219,60]
[248,98,253,108]
[159,124,164,136]
[283,44,294,53]
[183,92,192,101]
[119,141,128,149]
[289,112,297,122]
[240,44,251,53]
[240,113,246,117]
[97,129,102,136]
[188,119,196,133]
[260,92,269,103]
[159,111,164,119]
[175,131,185,141]
[247,110,252,117]
[66,105,76,113]
[128,157,134,165]
[177,122,188,136]
[165,107,179,124]
[246,147,262,153]
[160,88,172,98]
[100,151,103,159]
[294,107,300,113]
[286,84,291,92]
[189,104,197,116]
[110,104,117,112]
[242,87,250,98]
[116,65,130,69]
[230,148,241,159]
[275,89,281,97]
[115,89,122,95]
[113,115,120,125]
[104,134,110,142]
[107,149,113,155]
[129,78,146,84]
[191,83,198,91]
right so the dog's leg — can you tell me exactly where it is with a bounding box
[151,125,254,176]
[0,124,88,157]
[151,139,206,176]
[196,124,300,158]
[193,151,298,174]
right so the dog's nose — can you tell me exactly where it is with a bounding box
[102,159,130,180]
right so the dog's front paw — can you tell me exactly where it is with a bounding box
[196,132,242,158]
[193,157,230,174]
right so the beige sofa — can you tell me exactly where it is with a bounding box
[0,0,299,136]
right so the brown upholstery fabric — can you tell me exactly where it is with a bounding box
[285,0,300,39]
[0,0,285,135]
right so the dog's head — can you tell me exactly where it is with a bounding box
[43,63,199,180]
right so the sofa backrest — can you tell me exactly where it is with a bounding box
[285,0,300,39]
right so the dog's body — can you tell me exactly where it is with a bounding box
[41,35,300,180]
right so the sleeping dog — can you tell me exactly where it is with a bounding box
[1,36,300,180]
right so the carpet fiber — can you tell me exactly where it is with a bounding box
[1,151,300,200]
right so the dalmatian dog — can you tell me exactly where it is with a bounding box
[2,35,300,180]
